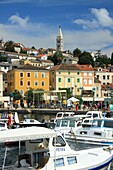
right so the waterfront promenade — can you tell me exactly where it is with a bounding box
[0,107,87,122]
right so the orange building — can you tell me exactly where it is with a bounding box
[7,64,50,98]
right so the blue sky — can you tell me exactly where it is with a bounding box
[0,0,113,57]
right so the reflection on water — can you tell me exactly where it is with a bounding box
[0,144,25,168]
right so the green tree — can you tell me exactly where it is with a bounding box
[4,40,15,52]
[33,89,44,106]
[12,90,23,101]
[78,51,94,66]
[96,54,111,67]
[24,88,44,107]
[0,56,7,62]
[49,51,64,65]
[73,48,81,57]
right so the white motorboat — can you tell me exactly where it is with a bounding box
[0,126,113,170]
[54,114,90,143]
[75,117,113,146]
[86,110,104,118]
[19,118,41,127]
[0,121,8,131]
[0,127,113,170]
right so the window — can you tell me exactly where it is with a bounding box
[34,81,38,86]
[68,78,70,83]
[107,75,109,80]
[67,156,77,165]
[53,136,66,147]
[58,78,61,82]
[77,78,80,83]
[34,72,38,78]
[103,75,105,80]
[69,121,75,127]
[42,73,45,78]
[89,73,92,76]
[77,72,79,75]
[27,73,30,77]
[20,72,23,77]
[83,79,87,84]
[59,72,61,74]
[97,75,99,79]
[84,72,87,76]
[89,79,93,84]
[68,72,70,74]
[61,120,68,127]
[27,81,30,86]
[20,80,23,86]
[42,81,44,86]
[54,158,64,167]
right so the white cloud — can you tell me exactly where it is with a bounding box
[73,19,99,29]
[91,8,113,27]
[73,8,113,29]
[9,14,29,28]
[0,13,113,58]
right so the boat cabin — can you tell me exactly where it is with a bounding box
[55,111,74,119]
[86,111,104,118]
[54,115,88,134]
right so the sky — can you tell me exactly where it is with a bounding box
[0,0,113,57]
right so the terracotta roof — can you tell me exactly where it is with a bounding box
[36,54,46,58]
[50,64,94,71]
[17,64,47,70]
[75,64,94,71]
[50,64,78,71]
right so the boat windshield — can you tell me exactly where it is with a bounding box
[103,120,113,128]
[91,120,102,127]
[0,123,5,127]
[69,120,75,127]
[53,135,66,146]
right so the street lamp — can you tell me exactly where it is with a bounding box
[50,86,52,107]
[79,87,83,109]
[106,86,110,108]
[92,87,95,106]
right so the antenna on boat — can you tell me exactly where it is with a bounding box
[70,128,80,150]
[2,147,7,170]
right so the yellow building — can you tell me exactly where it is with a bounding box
[7,64,50,99]
[50,64,98,103]
[50,64,80,97]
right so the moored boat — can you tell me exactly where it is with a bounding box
[0,126,113,169]
[75,117,113,146]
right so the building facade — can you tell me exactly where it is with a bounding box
[7,64,50,99]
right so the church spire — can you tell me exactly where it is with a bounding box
[56,25,64,51]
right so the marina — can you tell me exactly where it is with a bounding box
[0,108,113,169]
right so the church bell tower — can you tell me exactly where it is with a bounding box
[56,25,64,51]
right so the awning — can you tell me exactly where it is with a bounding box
[0,127,56,143]
[82,97,104,102]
